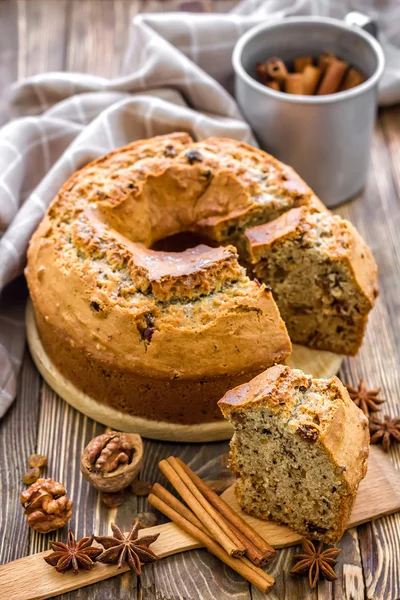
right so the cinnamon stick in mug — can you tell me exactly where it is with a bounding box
[302,65,322,95]
[294,55,313,73]
[341,67,365,90]
[318,51,336,73]
[285,74,304,95]
[266,57,288,84]
[317,58,348,95]
[266,80,280,91]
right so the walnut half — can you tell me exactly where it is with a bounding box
[80,431,143,493]
[20,478,73,533]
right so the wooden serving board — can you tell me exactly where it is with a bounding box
[0,446,399,600]
[26,300,343,442]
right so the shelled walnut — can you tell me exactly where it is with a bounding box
[20,478,73,533]
[81,431,143,493]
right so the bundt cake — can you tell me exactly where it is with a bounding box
[25,133,377,426]
[218,365,369,543]
[245,207,379,355]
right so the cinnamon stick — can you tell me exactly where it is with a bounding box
[302,65,322,95]
[152,483,208,533]
[148,492,275,594]
[159,459,245,557]
[285,74,304,95]
[266,81,280,91]
[318,51,336,73]
[294,55,313,73]
[266,57,288,84]
[150,484,266,579]
[166,457,246,553]
[175,457,275,565]
[317,58,348,95]
[341,67,365,91]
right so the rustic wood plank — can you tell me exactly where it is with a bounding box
[335,114,400,600]
[3,445,400,599]
[66,0,127,77]
[0,345,41,563]
[336,118,400,433]
[0,0,70,575]
[28,382,141,600]
[329,528,364,600]
[0,436,253,600]
[380,106,400,204]
[27,387,250,600]
[17,0,69,78]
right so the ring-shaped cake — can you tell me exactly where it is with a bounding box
[26,133,332,425]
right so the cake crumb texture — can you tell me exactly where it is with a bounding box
[245,207,379,355]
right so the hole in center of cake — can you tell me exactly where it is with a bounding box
[151,231,217,252]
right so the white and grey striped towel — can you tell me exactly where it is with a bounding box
[1,0,399,417]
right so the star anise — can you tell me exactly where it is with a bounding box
[44,529,101,574]
[95,520,160,574]
[290,538,341,588]
[369,414,400,452]
[345,379,384,417]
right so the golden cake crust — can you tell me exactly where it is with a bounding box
[219,365,370,542]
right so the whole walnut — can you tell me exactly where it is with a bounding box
[81,432,143,493]
[20,478,73,533]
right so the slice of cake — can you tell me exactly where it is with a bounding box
[218,365,369,543]
[244,207,379,356]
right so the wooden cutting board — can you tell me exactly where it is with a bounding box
[25,300,343,443]
[1,446,399,600]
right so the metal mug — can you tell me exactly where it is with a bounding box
[232,14,385,207]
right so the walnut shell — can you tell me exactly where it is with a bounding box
[80,432,143,493]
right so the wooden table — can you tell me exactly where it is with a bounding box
[1,2,400,599]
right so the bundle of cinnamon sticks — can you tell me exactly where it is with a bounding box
[256,52,365,96]
[148,456,275,593]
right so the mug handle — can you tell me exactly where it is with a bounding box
[344,11,378,39]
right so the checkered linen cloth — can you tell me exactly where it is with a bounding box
[1,0,399,417]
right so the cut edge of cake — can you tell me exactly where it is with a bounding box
[244,207,379,356]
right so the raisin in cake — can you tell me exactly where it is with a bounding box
[219,364,369,543]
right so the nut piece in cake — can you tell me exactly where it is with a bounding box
[245,207,379,356]
[218,364,369,543]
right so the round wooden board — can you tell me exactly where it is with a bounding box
[26,300,343,442]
